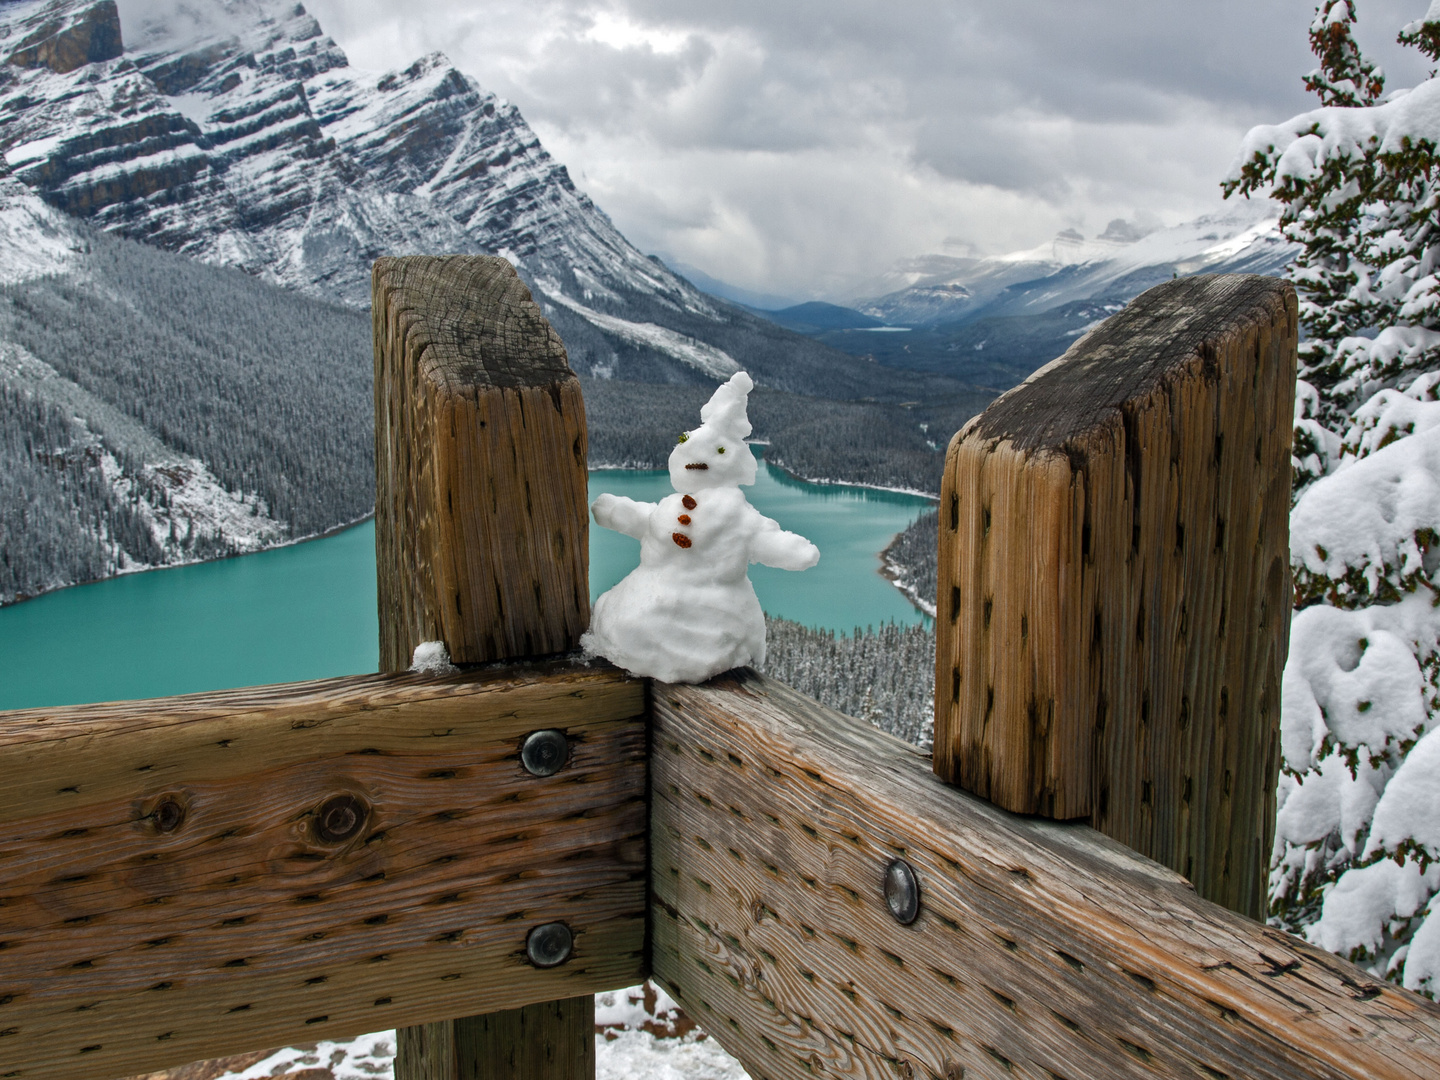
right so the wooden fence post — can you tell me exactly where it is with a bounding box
[933,274,1296,919]
[373,255,596,1080]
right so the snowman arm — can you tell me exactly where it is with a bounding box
[591,493,656,539]
[749,517,820,571]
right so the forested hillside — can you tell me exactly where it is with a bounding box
[0,228,373,603]
[0,235,376,536]
[882,509,939,615]
[0,383,162,600]
[0,218,985,605]
[760,616,936,749]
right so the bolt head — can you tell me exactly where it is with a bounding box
[315,794,367,844]
[526,922,574,967]
[521,729,569,776]
[884,859,920,925]
[152,796,186,833]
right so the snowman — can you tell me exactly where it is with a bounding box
[582,371,819,683]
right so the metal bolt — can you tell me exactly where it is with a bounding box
[152,796,186,833]
[526,921,574,967]
[884,859,920,925]
[521,729,569,776]
[315,794,367,844]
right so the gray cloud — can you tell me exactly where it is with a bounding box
[298,0,1436,300]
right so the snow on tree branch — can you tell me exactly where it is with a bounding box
[1225,0,1440,997]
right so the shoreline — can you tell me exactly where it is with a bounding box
[0,512,375,609]
[878,551,937,619]
[3,455,935,612]
[589,457,941,502]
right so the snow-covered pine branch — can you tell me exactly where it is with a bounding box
[1224,0,1440,996]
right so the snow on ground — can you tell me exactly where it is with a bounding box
[0,176,87,283]
[596,984,750,1080]
[541,286,741,380]
[135,985,748,1080]
[597,1029,749,1080]
[114,455,289,555]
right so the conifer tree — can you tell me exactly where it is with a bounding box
[1225,0,1440,996]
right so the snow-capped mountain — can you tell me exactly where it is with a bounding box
[0,0,963,399]
[857,201,1296,328]
[765,202,1299,393]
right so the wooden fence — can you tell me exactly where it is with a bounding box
[0,258,1437,1080]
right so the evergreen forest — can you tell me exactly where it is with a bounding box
[0,230,985,605]
[760,615,936,749]
[882,509,939,613]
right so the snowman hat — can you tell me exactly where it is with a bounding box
[699,371,753,439]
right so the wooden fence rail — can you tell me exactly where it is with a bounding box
[0,259,1438,1080]
[654,671,1440,1080]
[0,665,644,1080]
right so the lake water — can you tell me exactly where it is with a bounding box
[0,454,932,710]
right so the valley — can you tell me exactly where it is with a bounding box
[748,205,1297,391]
[0,0,1295,616]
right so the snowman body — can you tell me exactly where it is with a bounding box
[582,372,819,684]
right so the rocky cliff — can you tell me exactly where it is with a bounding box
[0,0,971,399]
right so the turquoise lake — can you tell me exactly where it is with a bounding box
[0,455,932,710]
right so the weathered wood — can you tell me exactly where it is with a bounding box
[395,1000,598,1080]
[450,996,595,1080]
[934,273,1296,918]
[372,254,589,670]
[651,670,1440,1080]
[0,665,646,1080]
[374,255,600,1079]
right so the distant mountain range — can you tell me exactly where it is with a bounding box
[0,0,975,402]
[0,0,1000,605]
[748,204,1297,391]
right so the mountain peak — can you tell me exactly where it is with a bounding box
[1097,218,1152,243]
[0,0,966,401]
[857,202,1293,328]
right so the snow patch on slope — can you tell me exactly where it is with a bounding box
[543,286,740,380]
[0,177,86,283]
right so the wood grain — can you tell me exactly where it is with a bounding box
[934,273,1296,918]
[374,254,601,1078]
[372,254,590,670]
[394,998,597,1080]
[460,996,595,1080]
[651,670,1440,1080]
[0,664,646,1080]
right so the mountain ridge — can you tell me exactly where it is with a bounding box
[751,204,1301,390]
[852,203,1295,329]
[0,0,978,401]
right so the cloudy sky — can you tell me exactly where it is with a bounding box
[300,0,1434,302]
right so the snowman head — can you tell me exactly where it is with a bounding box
[669,371,758,490]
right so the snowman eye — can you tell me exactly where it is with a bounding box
[717,446,726,454]
[677,432,689,443]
